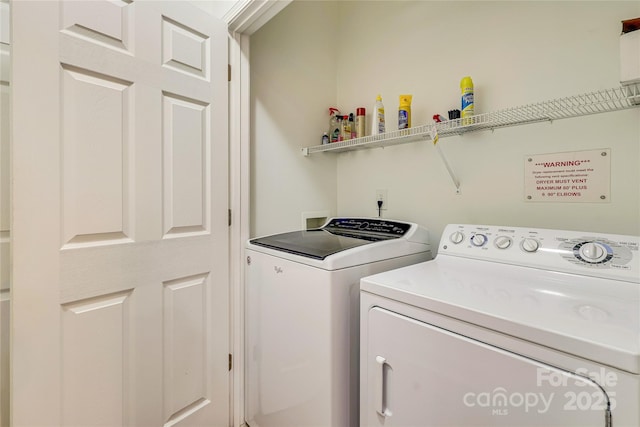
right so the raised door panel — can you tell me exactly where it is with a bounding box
[0,2,9,425]
[0,292,7,427]
[162,93,209,237]
[0,43,8,239]
[61,0,131,52]
[0,2,9,292]
[61,292,132,426]
[162,16,209,79]
[61,66,132,246]
[163,274,210,424]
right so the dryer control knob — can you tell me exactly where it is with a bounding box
[521,238,540,253]
[470,234,487,247]
[494,236,512,249]
[450,231,465,244]
[579,242,606,262]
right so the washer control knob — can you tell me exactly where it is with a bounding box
[494,236,512,249]
[470,234,487,247]
[450,231,465,244]
[521,238,540,253]
[579,242,606,262]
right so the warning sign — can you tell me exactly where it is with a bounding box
[524,149,610,203]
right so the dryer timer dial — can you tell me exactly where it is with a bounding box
[449,231,465,244]
[574,241,612,264]
[494,236,512,249]
[521,238,540,253]
[470,234,488,247]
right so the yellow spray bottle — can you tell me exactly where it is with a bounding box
[460,76,474,125]
[398,94,412,129]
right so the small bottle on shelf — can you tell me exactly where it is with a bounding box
[356,107,366,138]
[329,107,341,143]
[341,115,352,140]
[349,113,356,139]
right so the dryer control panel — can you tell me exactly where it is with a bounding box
[440,224,639,283]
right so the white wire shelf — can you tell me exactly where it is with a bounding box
[301,83,640,156]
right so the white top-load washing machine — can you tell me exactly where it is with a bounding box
[360,224,639,427]
[245,217,432,427]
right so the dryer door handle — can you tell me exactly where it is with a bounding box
[375,356,392,417]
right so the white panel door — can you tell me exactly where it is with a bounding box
[0,1,10,425]
[11,1,229,426]
[365,308,610,427]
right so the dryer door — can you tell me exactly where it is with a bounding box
[364,307,610,427]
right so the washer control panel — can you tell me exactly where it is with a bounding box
[440,224,639,282]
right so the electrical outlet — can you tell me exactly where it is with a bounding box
[375,189,388,212]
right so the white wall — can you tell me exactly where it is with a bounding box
[250,0,338,236]
[251,1,640,244]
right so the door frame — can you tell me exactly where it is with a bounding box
[225,2,291,426]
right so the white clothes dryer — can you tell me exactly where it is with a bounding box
[245,217,432,427]
[360,224,639,427]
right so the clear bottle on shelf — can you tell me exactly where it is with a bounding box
[341,115,352,140]
[335,115,343,141]
[329,107,341,143]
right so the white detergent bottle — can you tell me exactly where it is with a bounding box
[371,94,385,135]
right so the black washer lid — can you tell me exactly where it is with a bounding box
[249,217,412,260]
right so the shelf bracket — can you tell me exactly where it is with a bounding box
[431,131,461,194]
